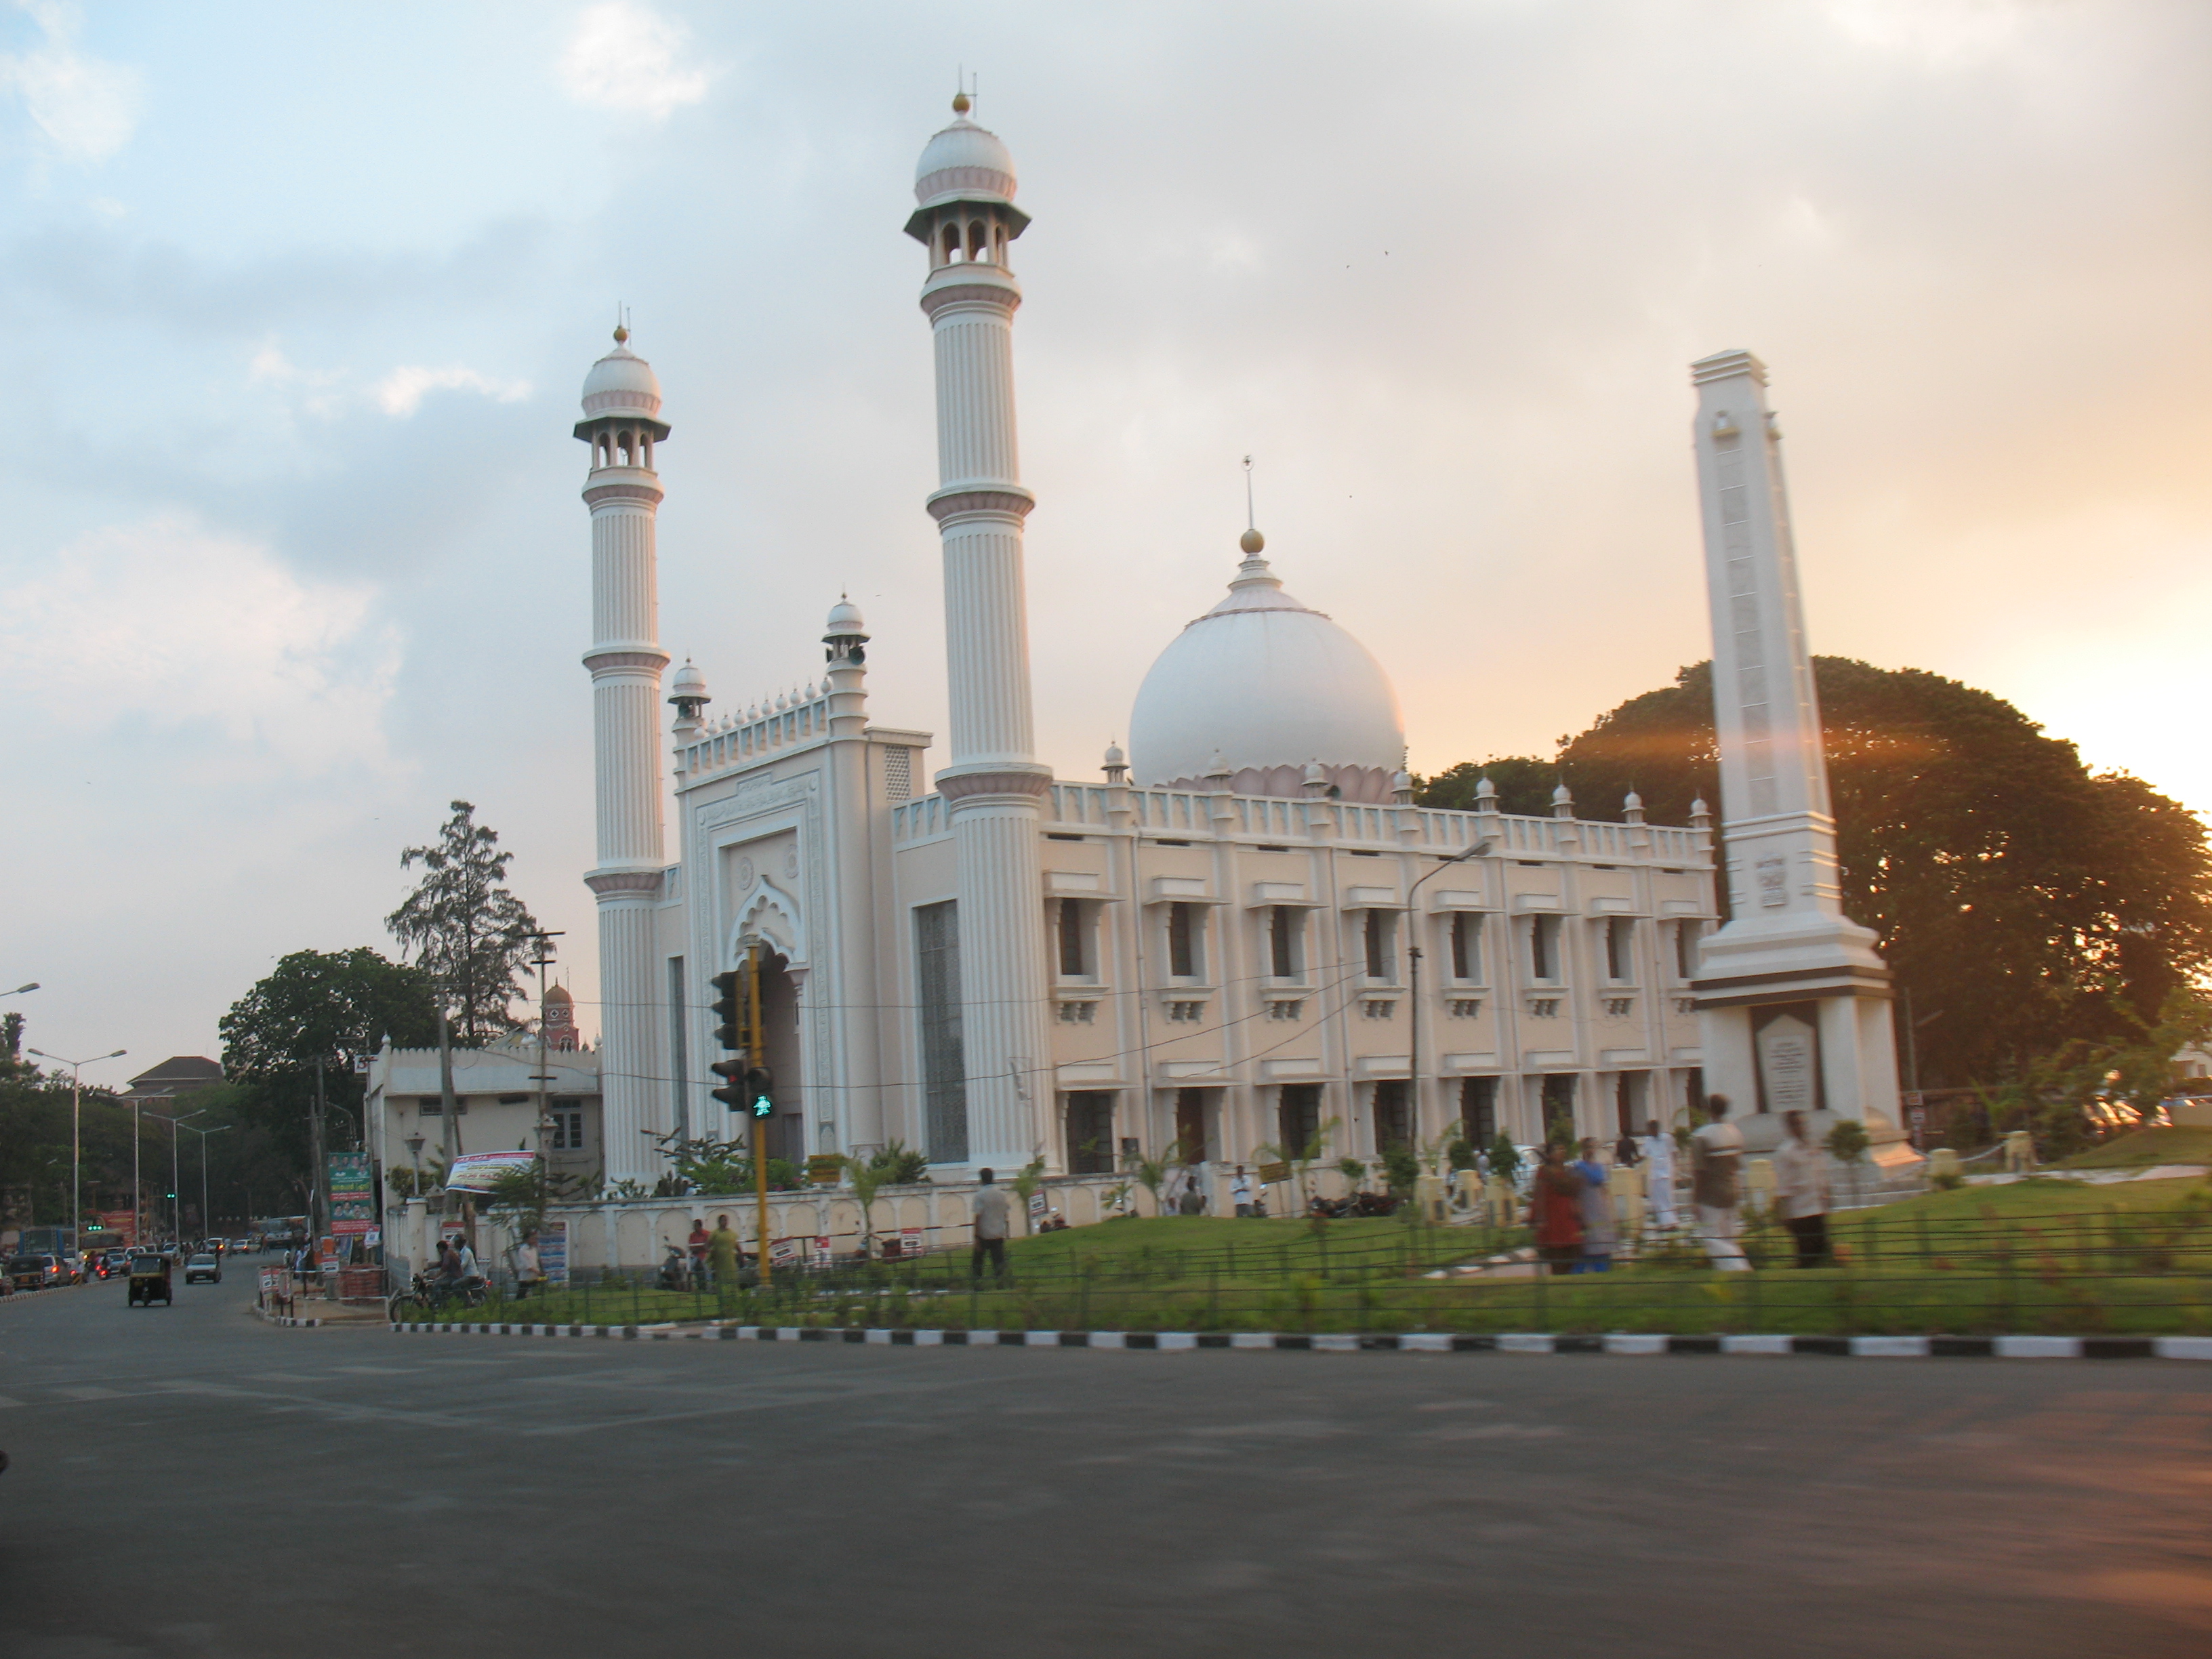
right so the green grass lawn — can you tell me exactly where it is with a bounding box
[398,1183,2212,1338]
[2051,1125,2212,1170]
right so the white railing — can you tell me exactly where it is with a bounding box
[678,684,834,781]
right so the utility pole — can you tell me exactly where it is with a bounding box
[1399,840,1490,1157]
[27,1046,125,1261]
[310,1058,329,1242]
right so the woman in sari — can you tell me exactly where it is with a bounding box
[1572,1137,1617,1272]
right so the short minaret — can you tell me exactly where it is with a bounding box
[1687,350,1903,1148]
[905,94,1054,1170]
[575,326,671,1185]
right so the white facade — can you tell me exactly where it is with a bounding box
[577,102,1736,1187]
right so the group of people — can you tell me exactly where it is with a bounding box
[1528,1095,1835,1274]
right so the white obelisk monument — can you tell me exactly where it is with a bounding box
[1687,350,1904,1152]
[906,96,1054,1171]
[576,327,671,1185]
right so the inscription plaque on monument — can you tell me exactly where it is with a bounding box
[1754,1009,1819,1115]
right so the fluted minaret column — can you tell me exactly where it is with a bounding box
[1687,350,1902,1148]
[576,327,672,1185]
[907,96,1054,1171]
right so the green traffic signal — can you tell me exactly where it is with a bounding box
[746,1065,774,1119]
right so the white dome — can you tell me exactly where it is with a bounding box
[669,659,708,697]
[1128,548,1406,802]
[824,597,866,635]
[580,335,663,422]
[915,116,1017,207]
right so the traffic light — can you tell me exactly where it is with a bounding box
[708,969,744,1051]
[709,1057,747,1112]
[745,1066,774,1120]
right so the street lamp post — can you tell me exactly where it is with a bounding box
[1403,840,1492,1164]
[148,1109,203,1245]
[174,1121,234,1239]
[27,1046,126,1261]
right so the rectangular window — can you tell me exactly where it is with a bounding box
[1605,918,1628,981]
[1269,905,1299,979]
[1066,1091,1115,1175]
[1675,920,1699,979]
[1449,912,1479,981]
[1372,1079,1411,1152]
[1364,909,1390,980]
[1057,897,1088,978]
[1277,1083,1322,1160]
[1168,902,1198,979]
[551,1109,584,1151]
[915,900,966,1164]
[1459,1076,1498,1147]
[1540,1073,1577,1139]
[1530,916,1556,981]
[417,1098,443,1115]
[668,956,689,1140]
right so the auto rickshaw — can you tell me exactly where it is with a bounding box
[127,1254,172,1307]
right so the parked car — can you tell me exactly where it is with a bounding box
[183,1252,222,1285]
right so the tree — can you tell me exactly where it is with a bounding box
[386,800,544,1042]
[1418,658,2212,1088]
[219,948,441,1192]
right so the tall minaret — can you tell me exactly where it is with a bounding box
[905,95,1054,1170]
[576,326,670,1185]
[1687,350,1903,1149]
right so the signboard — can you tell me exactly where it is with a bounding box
[1257,1161,1291,1185]
[814,1234,832,1261]
[1027,1191,1047,1221]
[443,1150,539,1193]
[895,1226,923,1260]
[806,1154,844,1186]
[537,1219,569,1284]
[327,1153,376,1237]
[769,1237,800,1267]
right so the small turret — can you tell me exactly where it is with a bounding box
[1622,789,1645,825]
[1102,741,1128,785]
[1551,781,1575,819]
[668,659,710,729]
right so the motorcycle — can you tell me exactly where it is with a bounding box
[387,1268,489,1321]
[657,1246,695,1292]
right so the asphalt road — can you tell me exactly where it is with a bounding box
[2,1270,2209,1658]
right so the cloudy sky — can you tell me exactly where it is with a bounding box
[4,0,2206,1073]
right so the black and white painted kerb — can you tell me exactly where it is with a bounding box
[387,1322,2212,1360]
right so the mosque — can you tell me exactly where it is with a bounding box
[499,96,1903,1208]
[531,96,1758,1195]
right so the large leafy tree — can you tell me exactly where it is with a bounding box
[219,947,442,1188]
[386,800,544,1042]
[1418,658,2212,1087]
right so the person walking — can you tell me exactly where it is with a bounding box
[970,1168,1012,1282]
[1690,1096,1750,1270]
[1641,1118,1677,1230]
[687,1216,711,1288]
[1231,1165,1256,1218]
[1773,1109,1832,1267]
[1528,1142,1584,1276]
[1572,1138,1616,1273]
[707,1213,742,1286]
[510,1230,544,1300]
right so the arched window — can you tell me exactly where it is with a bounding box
[942,223,962,265]
[968,219,988,262]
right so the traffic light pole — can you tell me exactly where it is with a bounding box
[749,941,769,1290]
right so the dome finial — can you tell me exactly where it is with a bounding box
[1239,453,1264,554]
[613,302,629,346]
[951,89,970,115]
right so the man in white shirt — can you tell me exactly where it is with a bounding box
[970,1168,1012,1283]
[1640,1118,1677,1230]
[1231,1165,1256,1218]
[1690,1095,1751,1271]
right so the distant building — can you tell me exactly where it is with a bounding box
[121,1056,224,1107]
